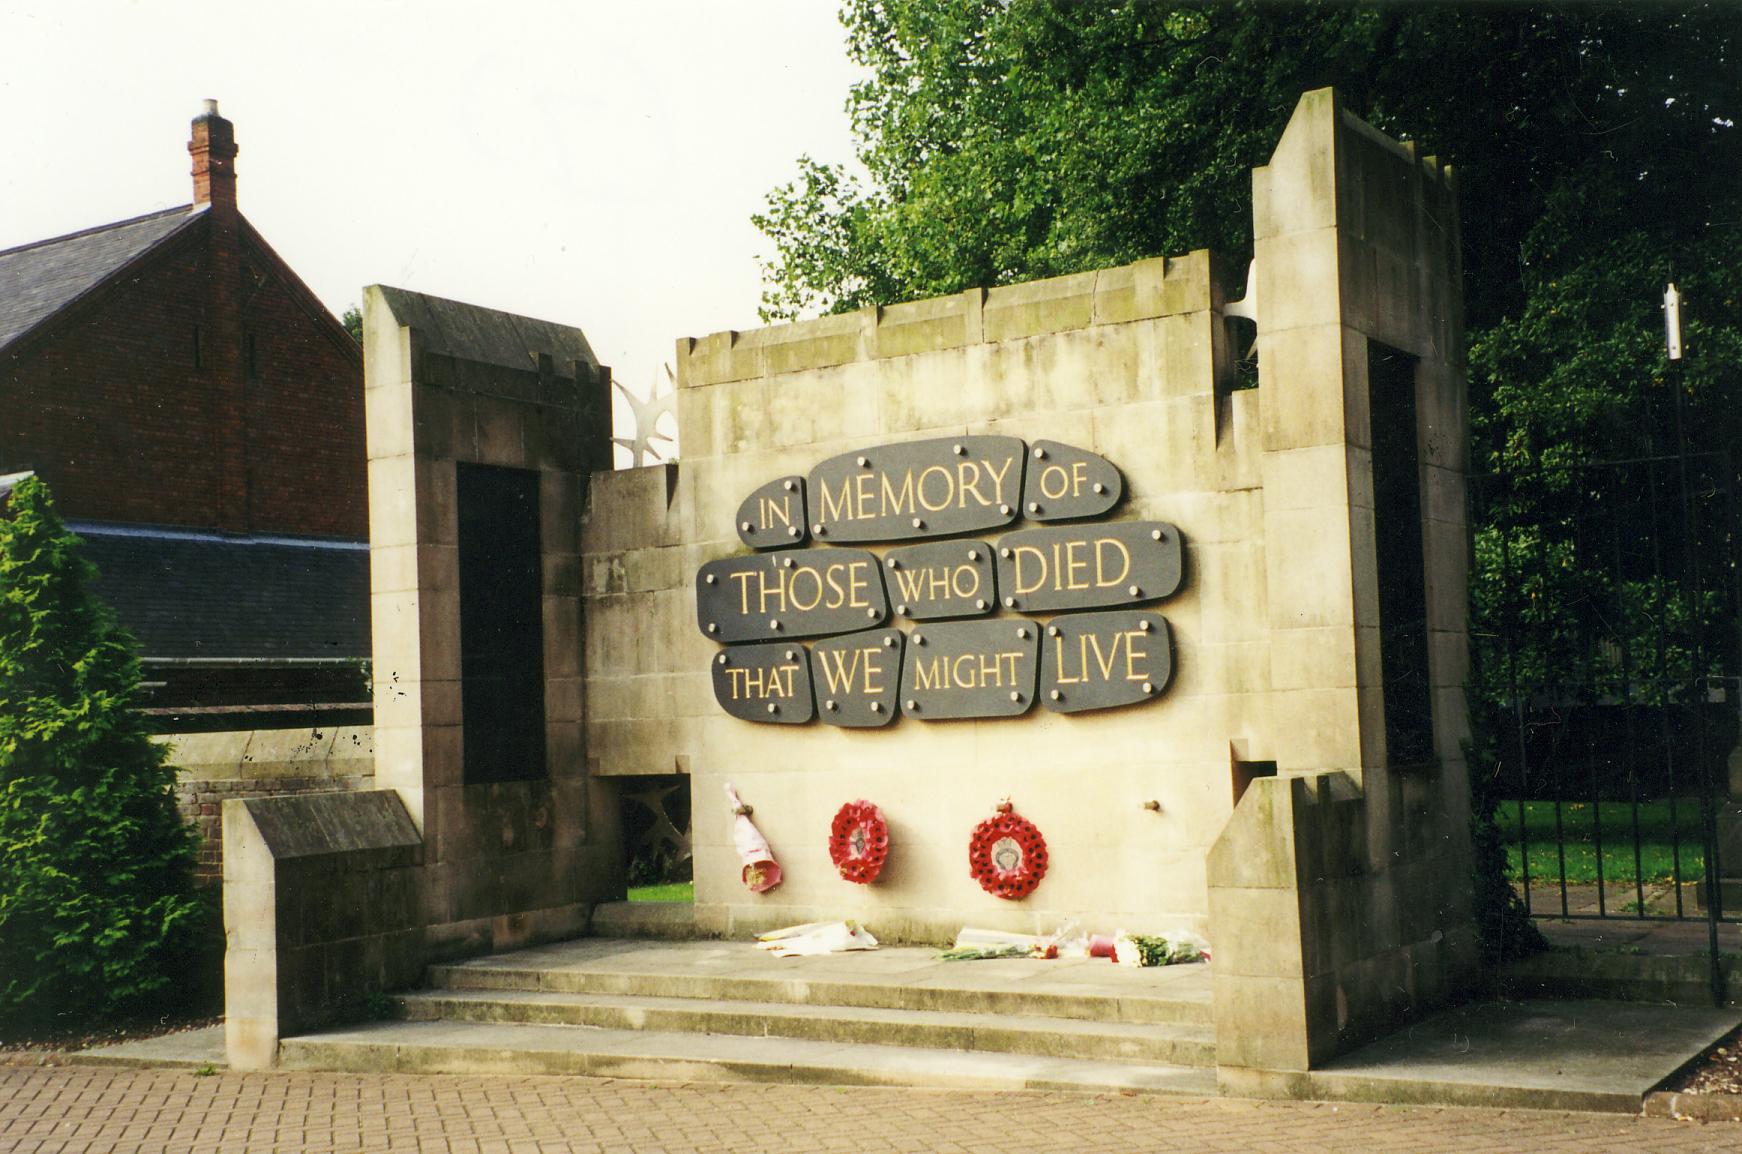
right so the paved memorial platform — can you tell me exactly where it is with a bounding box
[257,936,1739,1113]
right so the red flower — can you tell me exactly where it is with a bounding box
[828,800,889,884]
[967,807,1048,901]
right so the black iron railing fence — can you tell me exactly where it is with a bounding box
[1467,449,1740,950]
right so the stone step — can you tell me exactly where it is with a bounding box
[395,987,1216,1066]
[278,1019,1219,1095]
[426,941,1213,1027]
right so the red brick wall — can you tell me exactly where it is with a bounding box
[0,216,366,537]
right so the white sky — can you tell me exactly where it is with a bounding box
[0,1,869,463]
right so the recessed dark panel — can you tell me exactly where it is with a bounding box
[808,435,1025,543]
[1039,611,1172,713]
[993,521,1183,613]
[898,619,1039,721]
[883,540,997,621]
[1020,441,1122,521]
[457,462,546,784]
[734,476,809,549]
[812,628,905,728]
[711,642,815,724]
[696,548,889,642]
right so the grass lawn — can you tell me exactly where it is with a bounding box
[1496,799,1710,886]
[627,882,694,902]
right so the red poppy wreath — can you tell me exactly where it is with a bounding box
[968,801,1049,900]
[829,800,890,884]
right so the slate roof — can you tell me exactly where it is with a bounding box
[0,206,200,352]
[73,521,370,662]
[372,284,598,373]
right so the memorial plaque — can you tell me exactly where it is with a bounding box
[882,540,997,621]
[711,642,815,724]
[898,619,1040,721]
[696,548,889,642]
[808,435,1025,543]
[733,476,809,548]
[993,521,1182,613]
[812,628,905,728]
[1039,611,1173,713]
[1020,441,1122,521]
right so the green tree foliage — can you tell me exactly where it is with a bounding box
[342,306,363,344]
[0,477,203,1034]
[759,2,1742,958]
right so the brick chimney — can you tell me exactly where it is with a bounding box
[190,99,249,531]
[189,98,239,211]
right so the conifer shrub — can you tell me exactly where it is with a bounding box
[0,477,204,1035]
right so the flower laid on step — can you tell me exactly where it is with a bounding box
[967,799,1048,901]
[829,800,890,884]
[1110,930,1210,966]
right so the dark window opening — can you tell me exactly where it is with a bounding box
[1369,343,1434,766]
[1232,759,1278,807]
[457,462,546,784]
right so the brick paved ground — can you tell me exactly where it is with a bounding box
[3,1068,1738,1154]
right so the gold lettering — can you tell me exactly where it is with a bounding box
[819,477,852,522]
[730,571,756,614]
[727,667,748,698]
[952,654,977,688]
[1052,542,1063,591]
[761,496,792,529]
[776,663,798,697]
[879,470,915,517]
[862,648,884,694]
[983,456,1015,503]
[893,567,925,603]
[825,563,847,608]
[1054,639,1081,684]
[917,656,945,690]
[957,462,989,508]
[1125,631,1148,680]
[951,564,979,599]
[999,652,1022,684]
[1065,539,1090,589]
[1071,460,1088,497]
[1095,538,1131,587]
[980,654,1002,685]
[918,465,953,512]
[927,567,949,600]
[854,472,876,520]
[744,667,765,697]
[1087,632,1119,681]
[788,566,823,612]
[758,568,786,614]
[847,561,870,608]
[1014,545,1048,594]
[817,647,861,694]
[1040,464,1069,500]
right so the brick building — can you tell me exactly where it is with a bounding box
[0,102,373,878]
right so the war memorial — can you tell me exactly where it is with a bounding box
[223,89,1482,1095]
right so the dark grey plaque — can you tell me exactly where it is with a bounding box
[734,476,809,549]
[696,548,889,642]
[1039,611,1173,713]
[808,436,1025,543]
[883,540,997,621]
[812,628,904,728]
[898,619,1039,721]
[711,643,815,724]
[993,521,1183,613]
[1020,441,1122,521]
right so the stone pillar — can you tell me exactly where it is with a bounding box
[1209,88,1476,1094]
